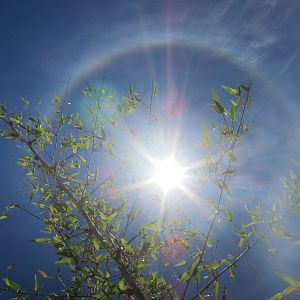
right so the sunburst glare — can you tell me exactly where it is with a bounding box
[150,157,185,193]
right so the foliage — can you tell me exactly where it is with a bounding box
[0,82,300,299]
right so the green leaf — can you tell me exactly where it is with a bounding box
[210,103,223,114]
[222,169,236,176]
[207,239,212,248]
[142,224,160,231]
[229,266,235,282]
[6,204,18,209]
[92,238,100,251]
[0,103,6,112]
[222,85,239,96]
[291,159,300,168]
[289,169,297,181]
[224,108,230,118]
[122,96,135,106]
[274,272,300,286]
[211,90,222,106]
[242,121,248,132]
[222,181,232,194]
[222,286,227,300]
[80,89,92,98]
[93,293,107,299]
[175,260,186,267]
[246,92,251,106]
[152,85,157,97]
[226,209,234,222]
[3,277,21,290]
[272,226,290,237]
[180,270,190,282]
[228,152,237,161]
[130,83,134,96]
[34,274,39,291]
[6,263,15,273]
[194,270,200,283]
[0,215,8,220]
[56,257,73,265]
[230,102,236,121]
[214,280,219,300]
[118,278,126,291]
[286,205,300,215]
[211,261,220,270]
[282,285,300,296]
[74,113,83,130]
[240,84,249,92]
[9,117,21,124]
[121,238,134,254]
[20,97,29,107]
[269,292,283,300]
[238,236,245,248]
[106,211,117,222]
[78,154,86,165]
[31,238,51,243]
[52,94,61,104]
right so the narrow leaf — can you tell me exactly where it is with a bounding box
[34,274,39,291]
[3,277,20,290]
[201,126,210,148]
[119,278,126,291]
[210,103,224,114]
[222,85,239,96]
[230,102,236,121]
[180,270,190,282]
[211,90,222,106]
[31,238,51,243]
[226,209,234,222]
[6,263,15,273]
[142,224,160,231]
[38,270,47,279]
[240,84,249,92]
[269,292,283,300]
[214,280,219,300]
[56,257,73,265]
[175,260,186,267]
[222,286,227,300]
[275,272,300,286]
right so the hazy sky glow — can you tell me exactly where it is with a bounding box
[1,1,300,299]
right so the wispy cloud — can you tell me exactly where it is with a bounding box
[275,46,300,79]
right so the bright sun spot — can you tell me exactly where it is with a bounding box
[151,157,185,193]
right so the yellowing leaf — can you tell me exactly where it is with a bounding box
[38,270,47,279]
[201,126,210,149]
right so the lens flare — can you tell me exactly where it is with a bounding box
[151,157,185,193]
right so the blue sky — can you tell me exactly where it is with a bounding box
[0,0,300,299]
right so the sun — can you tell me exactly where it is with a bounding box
[151,157,185,193]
